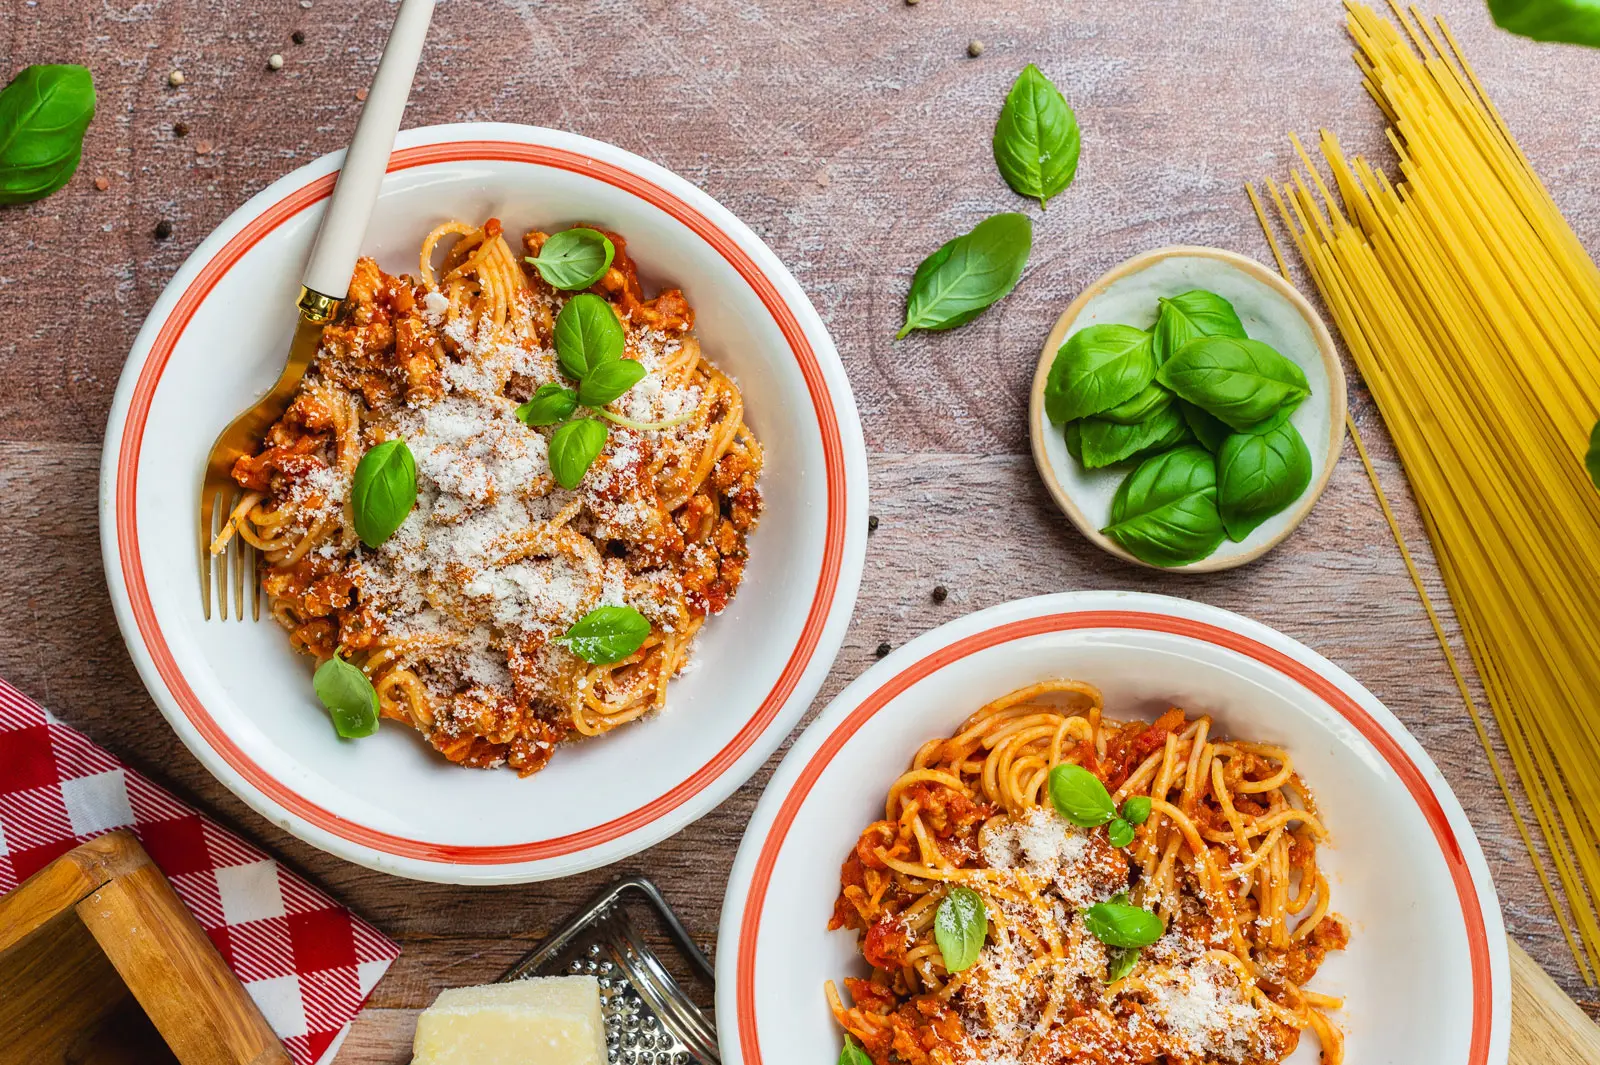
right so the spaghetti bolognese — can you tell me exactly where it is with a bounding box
[827,679,1346,1065]
[210,218,762,774]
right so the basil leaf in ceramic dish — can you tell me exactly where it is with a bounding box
[559,605,651,664]
[1156,335,1310,431]
[933,885,987,972]
[1152,289,1246,365]
[351,438,417,547]
[0,64,95,205]
[1102,446,1226,567]
[313,651,379,739]
[1098,381,1173,425]
[549,417,609,490]
[992,64,1080,209]
[578,357,647,409]
[898,213,1033,338]
[1178,399,1232,453]
[1078,404,1188,470]
[1082,901,1164,949]
[1489,0,1600,47]
[555,293,625,378]
[1047,764,1116,827]
[1044,324,1156,424]
[526,227,615,290]
[516,383,579,427]
[1063,420,1084,463]
[1216,421,1313,542]
[839,1036,873,1065]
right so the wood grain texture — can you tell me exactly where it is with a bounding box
[3,1,1600,1060]
[1510,939,1600,1065]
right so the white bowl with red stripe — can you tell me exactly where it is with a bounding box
[98,123,868,883]
[717,592,1509,1065]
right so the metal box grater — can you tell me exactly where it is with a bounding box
[499,877,718,1065]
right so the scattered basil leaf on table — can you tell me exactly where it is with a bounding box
[1102,446,1226,568]
[992,63,1081,209]
[1082,901,1165,949]
[1106,947,1140,983]
[839,1036,873,1065]
[578,357,647,409]
[1587,418,1600,491]
[1063,420,1083,463]
[549,417,609,490]
[1098,381,1174,425]
[555,292,625,378]
[0,64,95,206]
[933,885,987,972]
[898,212,1033,338]
[1178,399,1232,453]
[1216,420,1313,542]
[1107,817,1135,848]
[558,605,651,664]
[1152,290,1247,364]
[1078,405,1189,470]
[1047,764,1116,827]
[1121,795,1152,825]
[351,438,417,547]
[1489,0,1600,47]
[312,651,379,739]
[516,383,579,427]
[1044,324,1156,424]
[526,227,615,290]
[1156,336,1310,432]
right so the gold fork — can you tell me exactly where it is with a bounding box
[198,0,436,619]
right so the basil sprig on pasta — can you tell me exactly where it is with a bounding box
[351,438,417,547]
[838,1036,872,1065]
[558,605,651,664]
[526,227,615,290]
[933,885,987,972]
[312,650,379,739]
[1082,900,1164,949]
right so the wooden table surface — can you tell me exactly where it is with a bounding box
[5,0,1600,1057]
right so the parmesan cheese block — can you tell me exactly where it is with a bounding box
[411,976,607,1065]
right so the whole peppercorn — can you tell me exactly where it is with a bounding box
[967,40,985,57]
[153,220,173,240]
[875,642,891,658]
[173,121,189,137]
[867,515,879,534]
[291,30,306,44]
[932,585,949,603]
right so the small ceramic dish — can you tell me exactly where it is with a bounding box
[1028,246,1346,571]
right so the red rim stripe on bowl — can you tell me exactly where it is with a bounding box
[113,139,849,864]
[734,610,1492,1065]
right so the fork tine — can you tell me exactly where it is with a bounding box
[217,492,233,621]
[231,501,245,621]
[248,541,262,622]
[200,489,216,620]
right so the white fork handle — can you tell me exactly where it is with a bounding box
[301,0,437,300]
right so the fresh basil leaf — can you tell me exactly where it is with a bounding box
[1589,419,1600,491]
[1098,382,1174,425]
[526,227,615,290]
[0,64,95,205]
[578,358,647,409]
[548,417,608,490]
[1107,817,1135,848]
[839,1036,873,1065]
[1121,795,1152,825]
[1157,336,1310,432]
[992,64,1080,209]
[1152,290,1246,365]
[1045,325,1156,424]
[555,293,625,379]
[1216,420,1313,542]
[898,213,1032,338]
[1106,947,1140,983]
[1063,420,1083,463]
[1047,764,1116,827]
[312,652,379,739]
[1078,405,1189,470]
[558,604,651,664]
[1489,0,1600,47]
[1082,901,1164,949]
[1178,399,1232,453]
[351,439,417,548]
[516,383,579,427]
[1102,445,1226,567]
[933,885,987,972]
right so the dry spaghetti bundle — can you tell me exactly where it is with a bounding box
[1256,2,1600,980]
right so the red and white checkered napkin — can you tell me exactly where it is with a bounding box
[0,677,400,1065]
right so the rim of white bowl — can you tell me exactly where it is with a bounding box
[98,123,869,882]
[716,590,1508,1065]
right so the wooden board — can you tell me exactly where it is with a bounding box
[4,1,1600,1060]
